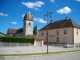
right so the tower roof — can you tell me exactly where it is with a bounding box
[28,10,31,14]
[24,10,33,21]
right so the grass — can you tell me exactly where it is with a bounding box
[0,50,80,56]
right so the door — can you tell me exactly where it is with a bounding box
[64,37,67,43]
[36,41,42,46]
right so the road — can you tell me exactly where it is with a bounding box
[0,52,80,60]
[0,46,80,54]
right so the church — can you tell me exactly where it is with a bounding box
[7,10,44,46]
[7,10,34,36]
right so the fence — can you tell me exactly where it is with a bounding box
[48,43,80,48]
[0,42,33,47]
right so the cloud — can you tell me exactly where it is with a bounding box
[57,6,72,14]
[11,22,17,25]
[22,1,45,10]
[39,19,47,23]
[35,7,39,10]
[0,12,8,16]
[34,17,47,23]
[22,14,25,17]
[75,0,80,2]
[50,0,55,3]
[34,7,41,11]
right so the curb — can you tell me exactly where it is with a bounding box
[0,50,80,58]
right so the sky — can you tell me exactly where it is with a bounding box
[0,0,80,34]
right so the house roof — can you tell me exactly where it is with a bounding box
[0,32,6,36]
[25,35,44,40]
[39,18,80,31]
[16,28,23,33]
[7,28,23,34]
[7,28,17,34]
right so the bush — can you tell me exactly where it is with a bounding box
[0,36,34,44]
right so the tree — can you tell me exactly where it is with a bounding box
[33,25,38,35]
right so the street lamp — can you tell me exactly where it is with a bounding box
[43,11,53,54]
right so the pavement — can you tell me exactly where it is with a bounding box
[0,52,80,60]
[0,46,80,54]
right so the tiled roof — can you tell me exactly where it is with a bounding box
[39,18,80,31]
[7,28,17,34]
[16,28,23,33]
[7,28,23,34]
[25,35,44,40]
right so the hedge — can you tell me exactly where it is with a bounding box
[0,36,34,44]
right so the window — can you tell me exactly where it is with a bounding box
[77,29,78,35]
[42,32,43,36]
[29,22,31,25]
[56,30,59,36]
[64,30,67,34]
[57,37,59,43]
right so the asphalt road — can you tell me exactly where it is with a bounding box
[0,52,80,60]
[0,46,80,54]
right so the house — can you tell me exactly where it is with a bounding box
[0,32,6,36]
[39,17,80,46]
[7,10,44,46]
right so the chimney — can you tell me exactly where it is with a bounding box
[66,17,69,20]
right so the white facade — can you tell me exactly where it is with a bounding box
[23,20,33,36]
[74,28,80,43]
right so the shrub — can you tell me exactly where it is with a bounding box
[0,36,34,44]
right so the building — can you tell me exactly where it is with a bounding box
[39,17,80,46]
[7,11,33,36]
[7,10,44,46]
[0,32,6,36]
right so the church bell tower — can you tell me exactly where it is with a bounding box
[23,10,33,36]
